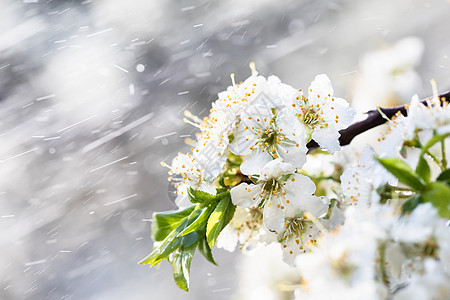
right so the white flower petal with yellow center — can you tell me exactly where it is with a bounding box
[340,146,396,206]
[230,105,307,175]
[378,95,450,158]
[230,159,328,235]
[279,74,355,154]
[216,207,264,252]
[230,182,263,207]
[166,153,216,208]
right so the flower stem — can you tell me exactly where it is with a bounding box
[378,242,390,286]
[442,140,447,169]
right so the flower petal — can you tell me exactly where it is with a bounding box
[322,98,355,130]
[277,107,307,146]
[284,174,317,201]
[175,194,191,208]
[276,144,307,169]
[229,122,254,155]
[311,126,341,153]
[260,158,296,180]
[308,74,334,103]
[263,197,285,232]
[240,150,273,175]
[230,183,263,207]
[299,195,329,218]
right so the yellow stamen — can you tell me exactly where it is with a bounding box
[231,73,236,87]
[430,79,439,104]
[249,62,258,76]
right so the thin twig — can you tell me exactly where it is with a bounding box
[307,90,450,151]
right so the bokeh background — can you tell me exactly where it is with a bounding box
[0,0,449,299]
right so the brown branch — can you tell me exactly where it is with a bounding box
[307,90,450,151]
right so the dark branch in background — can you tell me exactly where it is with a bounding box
[307,90,450,151]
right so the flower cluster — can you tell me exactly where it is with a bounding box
[164,66,355,262]
[142,65,450,298]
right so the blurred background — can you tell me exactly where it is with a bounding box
[0,0,449,299]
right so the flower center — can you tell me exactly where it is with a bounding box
[302,106,321,126]
[260,129,279,146]
[296,99,328,130]
[279,215,320,254]
[282,216,312,240]
[248,122,289,159]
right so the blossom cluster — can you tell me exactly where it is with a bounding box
[237,91,450,300]
[166,65,355,261]
[143,64,450,298]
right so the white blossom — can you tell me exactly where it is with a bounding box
[166,153,216,207]
[378,95,450,158]
[340,146,397,206]
[278,74,355,153]
[216,206,264,252]
[230,105,307,175]
[295,206,394,300]
[230,159,328,233]
[188,71,286,180]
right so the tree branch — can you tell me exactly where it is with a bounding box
[307,90,450,151]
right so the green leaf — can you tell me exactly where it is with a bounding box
[139,219,187,266]
[206,193,236,248]
[422,182,450,219]
[141,192,234,291]
[169,244,197,292]
[178,205,216,237]
[437,168,450,185]
[401,194,423,215]
[376,158,426,191]
[416,156,431,183]
[414,133,450,181]
[181,231,199,248]
[198,235,217,265]
[188,188,226,206]
[152,206,196,241]
[141,207,202,266]
[421,133,450,153]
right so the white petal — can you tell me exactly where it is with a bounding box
[175,194,192,208]
[252,91,284,108]
[241,105,273,127]
[280,241,299,267]
[277,108,307,146]
[321,202,344,230]
[308,74,334,102]
[229,122,254,155]
[256,225,278,244]
[284,174,317,201]
[276,144,307,169]
[299,195,329,218]
[267,75,281,85]
[377,124,404,157]
[273,82,301,107]
[263,198,285,232]
[198,183,217,195]
[216,225,238,252]
[230,183,263,207]
[311,126,341,153]
[260,158,296,180]
[323,98,355,130]
[358,145,377,167]
[240,150,273,175]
